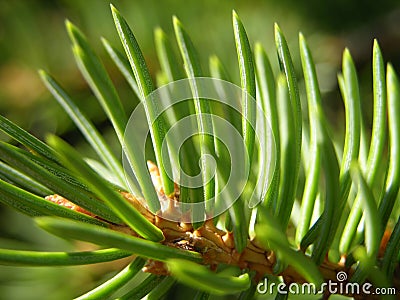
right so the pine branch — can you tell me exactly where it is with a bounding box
[42,162,395,299]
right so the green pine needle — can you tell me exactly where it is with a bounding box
[66,20,128,143]
[39,70,127,189]
[47,135,164,242]
[0,248,131,266]
[75,257,145,299]
[36,216,202,262]
[167,258,251,295]
[274,24,302,229]
[111,5,175,199]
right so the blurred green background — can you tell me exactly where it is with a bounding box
[0,0,399,299]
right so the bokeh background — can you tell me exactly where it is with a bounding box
[0,0,400,299]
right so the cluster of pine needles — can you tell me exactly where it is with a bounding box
[0,4,399,299]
